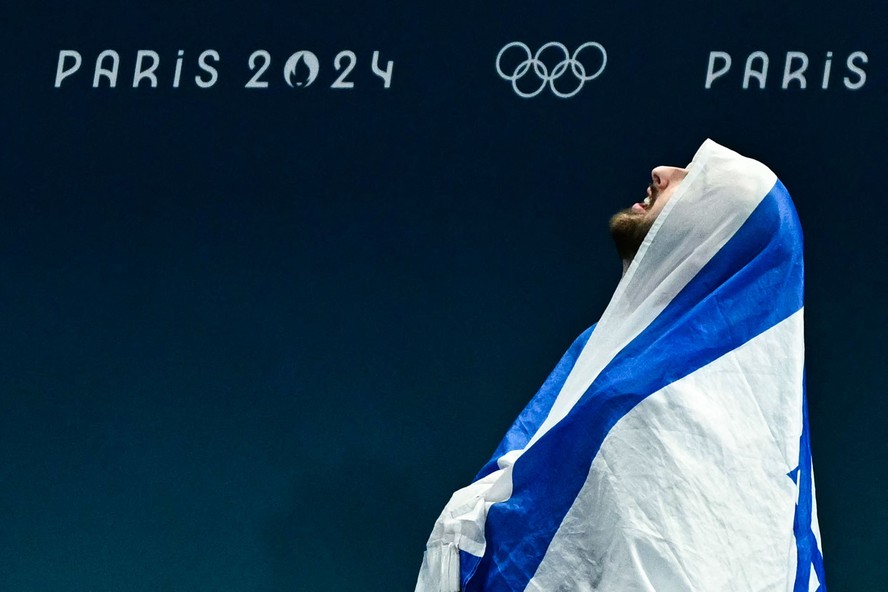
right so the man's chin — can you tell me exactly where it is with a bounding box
[609,209,652,262]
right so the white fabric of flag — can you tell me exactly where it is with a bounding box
[415,140,826,591]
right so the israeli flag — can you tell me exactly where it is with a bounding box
[416,140,825,591]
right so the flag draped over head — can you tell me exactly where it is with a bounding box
[415,140,825,592]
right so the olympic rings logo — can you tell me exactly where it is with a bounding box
[495,41,607,98]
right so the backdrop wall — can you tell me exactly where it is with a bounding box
[2,2,885,590]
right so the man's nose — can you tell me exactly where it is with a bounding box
[651,166,686,190]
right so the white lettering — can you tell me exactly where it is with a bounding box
[332,50,357,88]
[704,51,731,89]
[196,50,220,88]
[844,51,867,90]
[821,51,833,89]
[173,50,184,88]
[781,51,809,89]
[742,51,769,90]
[245,50,270,88]
[54,50,82,87]
[371,51,393,88]
[92,49,119,88]
[133,50,160,88]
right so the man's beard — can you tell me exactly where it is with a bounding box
[608,183,658,262]
[609,209,654,262]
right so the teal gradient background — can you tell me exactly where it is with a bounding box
[1,2,885,590]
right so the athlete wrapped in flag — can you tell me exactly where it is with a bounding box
[415,140,826,591]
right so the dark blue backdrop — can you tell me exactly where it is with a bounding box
[2,1,885,590]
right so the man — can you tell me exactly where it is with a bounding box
[415,140,826,591]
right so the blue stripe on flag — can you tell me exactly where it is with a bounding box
[793,373,827,591]
[465,180,805,591]
[459,549,483,588]
[475,325,596,481]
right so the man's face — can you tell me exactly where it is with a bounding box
[609,166,690,262]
